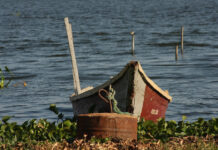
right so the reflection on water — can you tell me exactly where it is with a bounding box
[0,0,218,123]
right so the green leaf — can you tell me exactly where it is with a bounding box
[4,66,10,72]
[166,129,173,135]
[214,125,218,131]
[2,116,11,123]
[48,132,54,140]
[1,124,6,131]
[58,113,64,120]
[0,78,4,88]
[197,118,204,125]
[63,120,72,129]
[49,104,59,114]
[138,125,141,131]
[182,115,187,121]
[169,120,177,125]
[0,68,5,88]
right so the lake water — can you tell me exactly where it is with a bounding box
[0,0,218,123]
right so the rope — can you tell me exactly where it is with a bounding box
[98,89,113,113]
[98,86,130,115]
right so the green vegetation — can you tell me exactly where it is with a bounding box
[0,105,77,148]
[0,105,217,149]
[138,116,218,142]
[0,66,12,89]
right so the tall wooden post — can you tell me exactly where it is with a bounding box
[64,17,81,95]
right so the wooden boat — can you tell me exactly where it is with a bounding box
[70,61,172,122]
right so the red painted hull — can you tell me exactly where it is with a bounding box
[141,85,169,122]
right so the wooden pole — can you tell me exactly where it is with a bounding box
[181,26,184,55]
[130,31,135,55]
[64,17,81,95]
[175,44,178,61]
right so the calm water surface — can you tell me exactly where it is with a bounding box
[0,0,218,123]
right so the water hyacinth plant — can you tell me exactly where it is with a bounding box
[0,105,77,148]
[137,116,218,141]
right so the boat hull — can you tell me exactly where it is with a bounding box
[70,61,172,122]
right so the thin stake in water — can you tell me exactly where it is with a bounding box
[181,26,184,55]
[130,31,135,55]
[175,45,178,61]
